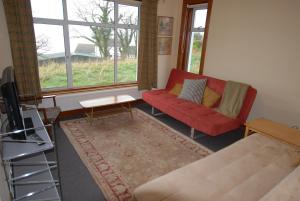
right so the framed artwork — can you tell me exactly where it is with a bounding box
[158,37,172,55]
[158,16,174,36]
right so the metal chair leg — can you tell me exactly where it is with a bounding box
[190,128,195,139]
[151,107,164,116]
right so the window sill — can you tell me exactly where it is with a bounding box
[42,82,138,96]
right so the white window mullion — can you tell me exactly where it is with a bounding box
[33,18,64,25]
[187,32,194,72]
[116,24,139,29]
[68,20,116,29]
[62,0,73,88]
[186,9,196,71]
[191,27,205,32]
[114,2,118,84]
[116,0,142,7]
[135,5,140,81]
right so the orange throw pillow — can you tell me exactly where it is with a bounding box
[202,87,221,107]
[169,83,183,96]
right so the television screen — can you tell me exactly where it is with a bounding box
[1,66,26,140]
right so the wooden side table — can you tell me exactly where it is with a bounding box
[244,118,300,147]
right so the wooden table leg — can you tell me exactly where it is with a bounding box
[121,102,133,119]
[128,102,133,119]
[89,107,94,125]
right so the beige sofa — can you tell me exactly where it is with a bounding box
[133,134,300,201]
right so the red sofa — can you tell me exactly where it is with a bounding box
[142,69,257,137]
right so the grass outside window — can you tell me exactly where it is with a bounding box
[39,58,137,89]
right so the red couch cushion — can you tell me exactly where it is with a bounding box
[143,90,241,136]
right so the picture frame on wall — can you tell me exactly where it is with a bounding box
[157,16,174,36]
[158,37,172,55]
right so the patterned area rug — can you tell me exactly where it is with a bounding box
[60,109,211,201]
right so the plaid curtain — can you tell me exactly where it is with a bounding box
[3,0,41,98]
[137,0,158,90]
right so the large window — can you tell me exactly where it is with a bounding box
[177,0,211,74]
[31,0,140,90]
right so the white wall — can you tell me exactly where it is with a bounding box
[157,0,182,88]
[204,0,300,127]
[0,0,12,74]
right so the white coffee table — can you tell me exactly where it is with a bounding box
[79,95,136,123]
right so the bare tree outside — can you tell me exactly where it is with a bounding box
[117,13,137,59]
[76,0,114,59]
[36,34,49,56]
[75,0,137,60]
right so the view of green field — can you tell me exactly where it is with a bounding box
[190,48,202,74]
[188,32,203,74]
[39,59,137,89]
[39,49,203,89]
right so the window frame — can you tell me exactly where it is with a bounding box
[32,0,141,92]
[177,0,213,74]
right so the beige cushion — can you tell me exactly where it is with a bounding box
[133,134,300,201]
[202,87,221,107]
[258,164,300,201]
[169,83,183,96]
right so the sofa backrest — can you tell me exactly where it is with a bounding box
[165,69,257,123]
